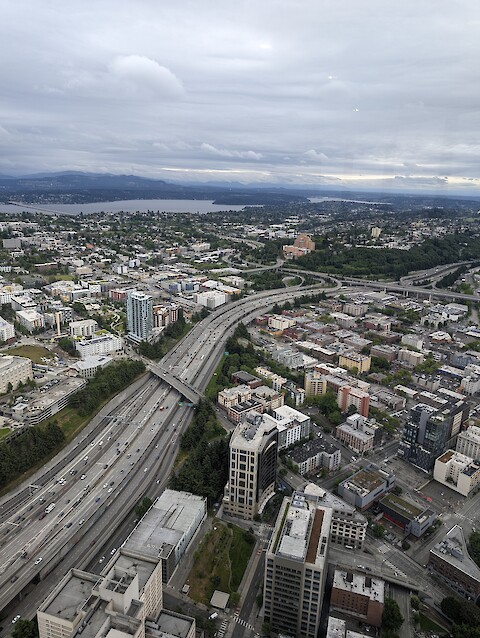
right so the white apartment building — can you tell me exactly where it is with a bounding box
[434,449,480,497]
[0,355,32,394]
[192,290,227,308]
[398,348,424,367]
[16,309,45,332]
[456,425,480,460]
[0,283,23,304]
[0,318,15,342]
[460,375,480,396]
[401,333,424,350]
[268,314,296,331]
[69,318,98,338]
[218,384,252,409]
[76,334,123,359]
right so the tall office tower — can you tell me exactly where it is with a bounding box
[264,491,332,638]
[126,290,153,343]
[398,399,469,472]
[223,416,278,520]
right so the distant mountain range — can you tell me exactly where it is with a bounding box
[0,172,310,206]
[0,171,478,207]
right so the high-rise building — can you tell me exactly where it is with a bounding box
[223,417,278,520]
[263,491,332,638]
[126,290,153,343]
[398,400,469,472]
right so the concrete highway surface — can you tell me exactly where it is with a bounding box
[0,281,334,628]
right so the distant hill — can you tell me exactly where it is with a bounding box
[0,172,309,206]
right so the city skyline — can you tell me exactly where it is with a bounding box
[1,1,479,194]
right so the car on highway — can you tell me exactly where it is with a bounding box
[12,616,21,624]
[110,548,116,555]
[80,474,87,480]
[34,557,43,565]
[65,522,72,528]
[95,497,101,502]
[108,488,113,493]
[99,556,105,563]
[79,519,85,526]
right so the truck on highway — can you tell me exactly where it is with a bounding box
[44,503,56,514]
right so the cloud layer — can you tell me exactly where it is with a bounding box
[0,1,479,192]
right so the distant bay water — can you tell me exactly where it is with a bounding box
[0,199,248,216]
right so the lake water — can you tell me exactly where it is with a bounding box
[0,199,247,216]
[308,196,386,205]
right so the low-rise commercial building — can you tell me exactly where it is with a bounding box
[338,465,396,510]
[378,493,435,537]
[429,525,480,601]
[18,377,86,425]
[74,355,113,379]
[16,309,45,332]
[123,490,207,583]
[336,414,382,455]
[330,569,385,628]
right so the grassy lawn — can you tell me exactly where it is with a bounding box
[52,405,90,441]
[0,428,11,441]
[418,612,450,635]
[188,520,255,605]
[2,345,54,364]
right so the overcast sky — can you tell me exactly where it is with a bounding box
[1,1,479,193]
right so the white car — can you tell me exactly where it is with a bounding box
[34,557,43,565]
[12,615,21,624]
[108,488,113,493]
[80,474,86,480]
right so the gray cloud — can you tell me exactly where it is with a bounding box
[0,1,479,193]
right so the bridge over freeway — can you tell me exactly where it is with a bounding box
[147,362,202,404]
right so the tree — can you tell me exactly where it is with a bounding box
[381,598,404,633]
[11,619,38,638]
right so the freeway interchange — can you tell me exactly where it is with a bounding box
[0,282,331,624]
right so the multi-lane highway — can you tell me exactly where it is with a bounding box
[0,281,334,624]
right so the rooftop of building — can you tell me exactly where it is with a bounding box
[0,354,31,370]
[332,568,385,603]
[24,376,86,413]
[341,466,393,496]
[41,569,100,622]
[379,493,424,519]
[272,493,332,567]
[288,438,340,463]
[154,611,194,638]
[430,525,480,582]
[123,490,206,560]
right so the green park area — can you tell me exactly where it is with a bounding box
[1,345,53,364]
[0,427,11,441]
[187,520,255,606]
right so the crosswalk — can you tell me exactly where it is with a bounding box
[382,558,407,579]
[233,612,255,632]
[216,619,228,638]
